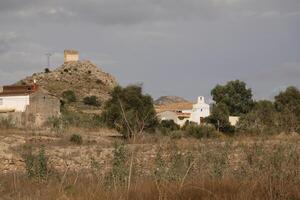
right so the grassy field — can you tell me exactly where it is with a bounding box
[0,129,299,199]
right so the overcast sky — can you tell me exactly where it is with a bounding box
[0,0,299,101]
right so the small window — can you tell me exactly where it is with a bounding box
[0,98,3,105]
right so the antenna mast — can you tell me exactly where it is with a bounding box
[45,53,52,68]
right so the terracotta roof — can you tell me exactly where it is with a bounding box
[155,102,194,113]
[0,85,37,96]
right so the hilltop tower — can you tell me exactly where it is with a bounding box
[64,50,79,63]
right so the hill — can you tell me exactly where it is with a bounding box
[154,96,189,106]
[16,60,118,111]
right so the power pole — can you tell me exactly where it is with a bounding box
[45,53,52,68]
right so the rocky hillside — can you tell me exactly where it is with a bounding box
[154,96,189,106]
[17,61,118,107]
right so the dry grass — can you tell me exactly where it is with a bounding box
[0,173,299,200]
[1,129,300,199]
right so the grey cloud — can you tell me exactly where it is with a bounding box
[1,0,299,26]
[0,0,299,100]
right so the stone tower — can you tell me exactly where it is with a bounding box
[64,50,79,63]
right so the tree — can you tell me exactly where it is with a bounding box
[275,86,300,117]
[237,100,279,135]
[274,86,300,133]
[101,85,158,138]
[206,103,234,134]
[211,80,254,115]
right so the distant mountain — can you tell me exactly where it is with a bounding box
[154,96,189,106]
[16,60,118,111]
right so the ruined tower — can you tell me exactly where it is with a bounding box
[64,50,79,63]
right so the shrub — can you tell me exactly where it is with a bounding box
[47,116,67,133]
[237,100,280,135]
[184,124,218,139]
[23,146,49,180]
[62,90,76,103]
[159,120,180,135]
[70,134,83,145]
[83,96,100,106]
[96,79,103,84]
[169,130,185,139]
[44,68,51,73]
[106,143,128,186]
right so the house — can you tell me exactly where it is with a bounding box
[156,96,210,126]
[0,83,60,128]
[64,49,79,63]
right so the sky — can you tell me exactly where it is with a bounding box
[0,0,299,101]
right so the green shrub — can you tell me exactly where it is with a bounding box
[185,124,218,139]
[23,146,49,180]
[70,134,83,145]
[169,130,185,139]
[159,120,180,135]
[62,90,76,103]
[106,143,128,186]
[83,96,100,106]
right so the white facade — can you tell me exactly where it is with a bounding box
[0,95,30,112]
[189,96,210,124]
[157,96,210,126]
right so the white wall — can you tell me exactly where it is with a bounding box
[229,116,239,126]
[189,96,210,125]
[0,95,30,112]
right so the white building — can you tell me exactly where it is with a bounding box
[189,96,210,124]
[156,96,210,126]
[0,85,32,113]
[0,95,30,113]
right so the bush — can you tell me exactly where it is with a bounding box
[70,134,83,145]
[62,90,76,103]
[159,120,180,135]
[169,130,185,139]
[23,146,49,180]
[44,68,51,73]
[237,100,280,135]
[184,124,218,139]
[83,96,100,106]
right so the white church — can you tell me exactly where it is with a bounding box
[156,96,210,127]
